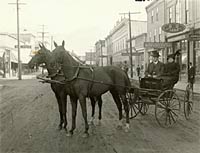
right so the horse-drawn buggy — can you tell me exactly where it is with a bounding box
[28,41,194,137]
[127,76,194,128]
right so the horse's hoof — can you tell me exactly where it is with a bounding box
[82,132,89,138]
[124,128,129,133]
[89,121,94,125]
[66,132,73,137]
[58,125,62,131]
[116,125,123,130]
[124,123,130,133]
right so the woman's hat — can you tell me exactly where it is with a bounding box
[167,49,181,59]
[151,51,160,57]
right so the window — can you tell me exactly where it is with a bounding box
[151,10,154,23]
[169,7,172,23]
[154,29,157,42]
[185,0,189,24]
[149,32,152,42]
[175,0,180,23]
[158,27,162,42]
[156,8,158,21]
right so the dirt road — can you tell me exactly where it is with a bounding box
[0,79,199,153]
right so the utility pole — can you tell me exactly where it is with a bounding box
[9,0,26,80]
[119,12,140,78]
[38,25,48,45]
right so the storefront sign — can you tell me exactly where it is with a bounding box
[162,23,186,33]
[144,42,172,48]
[188,34,200,41]
[121,52,141,56]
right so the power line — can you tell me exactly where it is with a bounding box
[8,0,26,80]
[119,12,140,78]
[37,24,49,45]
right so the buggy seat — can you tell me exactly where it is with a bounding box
[140,77,163,90]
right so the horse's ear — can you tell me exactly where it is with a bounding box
[39,44,42,49]
[62,40,65,47]
[42,43,46,49]
[54,41,58,48]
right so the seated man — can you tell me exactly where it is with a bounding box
[160,51,180,89]
[145,50,164,78]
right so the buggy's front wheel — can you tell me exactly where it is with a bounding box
[127,93,141,119]
[155,90,181,128]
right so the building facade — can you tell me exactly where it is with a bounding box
[146,0,200,82]
[0,32,38,77]
[105,18,147,67]
[95,40,107,66]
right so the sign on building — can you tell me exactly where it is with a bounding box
[162,23,186,33]
[144,42,172,49]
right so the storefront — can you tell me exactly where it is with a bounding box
[166,28,200,82]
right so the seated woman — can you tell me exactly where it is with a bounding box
[160,50,180,89]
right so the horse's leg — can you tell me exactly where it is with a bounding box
[79,95,89,137]
[61,92,67,130]
[120,94,130,132]
[54,93,63,130]
[110,90,123,129]
[97,96,102,126]
[67,96,78,137]
[89,97,96,125]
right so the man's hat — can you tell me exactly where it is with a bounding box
[151,51,160,57]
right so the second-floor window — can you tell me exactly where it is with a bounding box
[175,0,181,23]
[169,7,173,23]
[156,8,158,21]
[151,10,154,23]
[154,29,157,42]
[149,32,152,42]
[185,0,189,24]
[158,27,161,42]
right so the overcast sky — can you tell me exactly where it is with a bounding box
[0,0,151,55]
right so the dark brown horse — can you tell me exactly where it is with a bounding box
[28,44,68,130]
[51,41,131,137]
[28,44,102,132]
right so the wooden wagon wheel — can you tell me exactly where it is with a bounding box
[126,93,141,119]
[184,84,194,120]
[155,90,181,128]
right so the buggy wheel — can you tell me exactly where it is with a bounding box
[184,84,194,120]
[140,102,149,115]
[127,93,141,119]
[155,90,181,128]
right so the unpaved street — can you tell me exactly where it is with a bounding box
[0,79,200,153]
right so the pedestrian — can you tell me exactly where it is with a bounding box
[136,65,141,77]
[188,62,195,90]
[122,61,129,75]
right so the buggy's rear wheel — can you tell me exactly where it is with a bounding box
[155,90,181,128]
[184,84,194,120]
[127,93,141,119]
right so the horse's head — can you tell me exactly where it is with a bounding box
[28,44,50,69]
[50,40,67,68]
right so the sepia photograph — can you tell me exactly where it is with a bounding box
[0,0,200,153]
